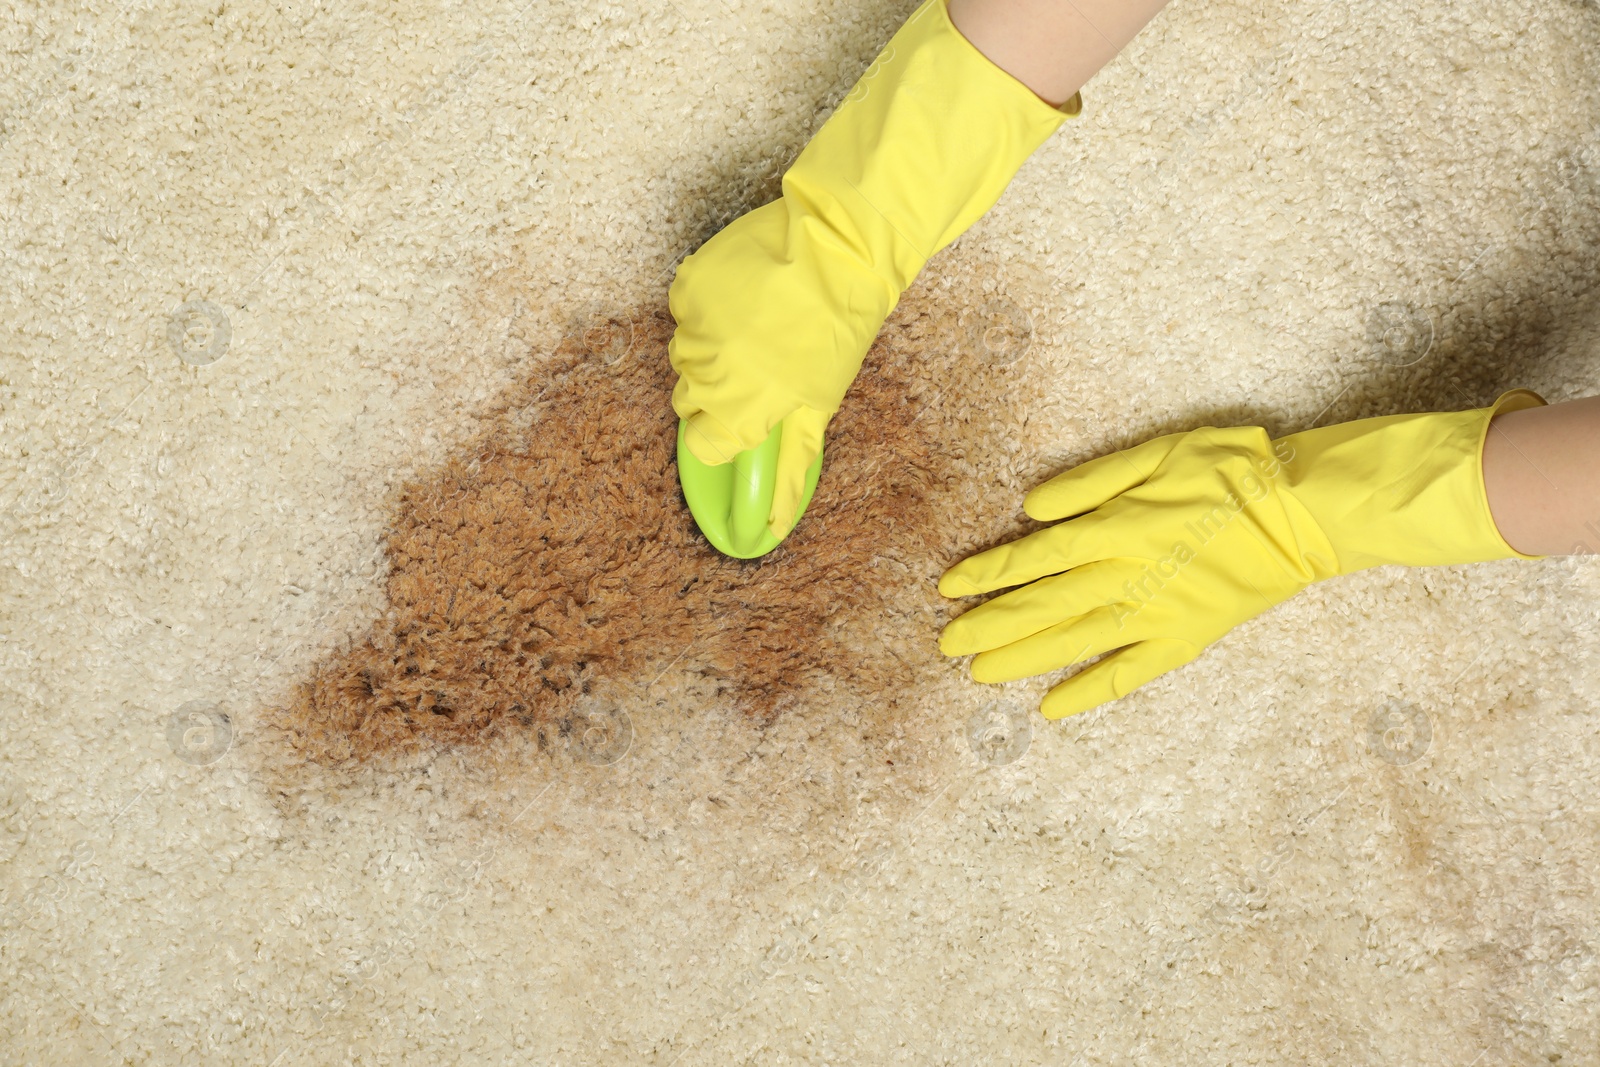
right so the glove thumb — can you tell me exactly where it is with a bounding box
[768,406,830,536]
[1023,433,1185,521]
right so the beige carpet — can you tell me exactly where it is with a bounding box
[5,0,1600,1061]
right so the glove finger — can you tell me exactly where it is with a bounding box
[939,559,1131,656]
[1037,639,1197,719]
[768,406,829,536]
[1023,433,1185,521]
[965,602,1131,684]
[681,407,768,467]
[938,512,1129,598]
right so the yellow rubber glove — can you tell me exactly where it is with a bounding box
[667,0,1080,539]
[939,390,1548,718]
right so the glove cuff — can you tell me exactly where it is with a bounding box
[781,0,1078,298]
[1277,388,1548,574]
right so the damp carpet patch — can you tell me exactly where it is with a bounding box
[276,287,1035,765]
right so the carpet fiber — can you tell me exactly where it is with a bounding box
[5,0,1600,1062]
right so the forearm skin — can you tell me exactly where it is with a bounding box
[1483,394,1600,556]
[947,0,1173,107]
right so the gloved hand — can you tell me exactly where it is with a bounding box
[938,390,1547,718]
[668,0,1080,553]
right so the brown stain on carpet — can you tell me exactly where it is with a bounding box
[268,265,1050,771]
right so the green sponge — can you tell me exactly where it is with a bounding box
[677,418,823,558]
